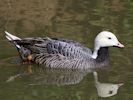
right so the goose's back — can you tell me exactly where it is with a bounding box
[23,37,93,59]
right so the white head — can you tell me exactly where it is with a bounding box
[94,31,124,50]
[92,31,124,59]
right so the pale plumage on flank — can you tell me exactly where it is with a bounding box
[5,31,124,70]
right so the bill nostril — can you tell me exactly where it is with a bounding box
[117,42,124,48]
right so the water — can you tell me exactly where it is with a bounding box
[0,0,133,99]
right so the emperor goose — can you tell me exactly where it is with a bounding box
[5,31,124,70]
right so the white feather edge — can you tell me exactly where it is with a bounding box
[5,31,21,48]
[6,35,12,41]
[5,31,21,40]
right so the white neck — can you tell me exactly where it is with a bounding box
[91,46,100,59]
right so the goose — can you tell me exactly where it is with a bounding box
[5,31,124,70]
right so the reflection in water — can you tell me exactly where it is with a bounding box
[29,66,88,85]
[6,64,123,98]
[6,73,24,82]
[6,65,88,85]
[93,71,124,98]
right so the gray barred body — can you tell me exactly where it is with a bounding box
[5,31,124,70]
[18,38,109,70]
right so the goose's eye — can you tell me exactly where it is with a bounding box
[108,37,112,40]
[109,90,113,94]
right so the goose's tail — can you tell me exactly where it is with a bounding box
[5,31,21,49]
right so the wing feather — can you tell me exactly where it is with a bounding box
[21,37,92,59]
[44,39,92,59]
